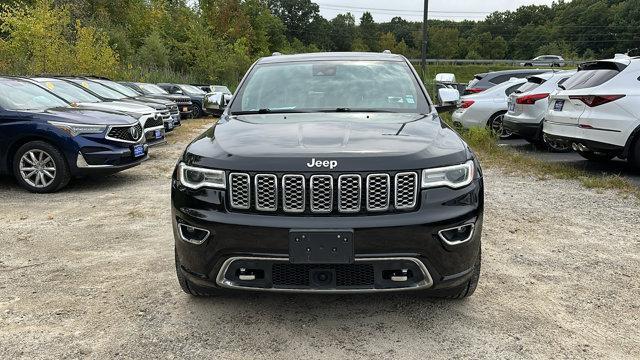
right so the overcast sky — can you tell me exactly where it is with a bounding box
[317,0,561,22]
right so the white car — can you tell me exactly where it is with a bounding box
[521,55,566,67]
[452,77,529,138]
[503,70,576,151]
[543,55,640,165]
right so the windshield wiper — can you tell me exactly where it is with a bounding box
[231,108,308,115]
[319,108,397,113]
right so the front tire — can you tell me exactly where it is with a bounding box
[175,249,220,297]
[191,103,202,119]
[12,141,70,193]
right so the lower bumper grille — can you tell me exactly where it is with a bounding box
[272,263,374,287]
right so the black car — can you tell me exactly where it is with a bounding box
[0,77,148,193]
[120,82,193,118]
[172,52,483,297]
[157,83,207,118]
[465,69,549,95]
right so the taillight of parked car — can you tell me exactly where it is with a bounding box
[516,93,549,105]
[465,88,483,94]
[461,100,475,109]
[569,95,626,107]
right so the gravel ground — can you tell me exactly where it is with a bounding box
[1,120,639,359]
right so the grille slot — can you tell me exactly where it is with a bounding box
[227,171,419,214]
[366,174,390,211]
[254,174,277,211]
[106,123,143,142]
[338,175,361,213]
[310,175,333,213]
[282,175,305,213]
[271,264,374,287]
[395,172,418,209]
[229,173,250,209]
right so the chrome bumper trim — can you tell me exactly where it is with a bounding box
[215,256,433,293]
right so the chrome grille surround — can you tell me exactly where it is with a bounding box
[229,173,250,210]
[254,174,278,211]
[366,174,390,212]
[282,175,305,213]
[338,174,361,213]
[227,171,419,214]
[394,172,419,210]
[310,175,333,213]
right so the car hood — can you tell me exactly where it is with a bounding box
[135,96,175,107]
[142,94,191,103]
[75,101,154,117]
[185,113,470,172]
[118,98,167,111]
[22,107,138,126]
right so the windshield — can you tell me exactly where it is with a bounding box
[213,86,231,93]
[36,79,101,103]
[179,84,206,95]
[96,80,141,97]
[0,80,69,111]
[229,60,428,114]
[137,83,169,95]
[69,79,128,100]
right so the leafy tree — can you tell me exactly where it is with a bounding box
[359,12,378,51]
[267,0,319,43]
[135,31,170,70]
[378,32,396,53]
[330,13,356,51]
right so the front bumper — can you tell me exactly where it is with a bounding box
[144,126,166,147]
[172,178,483,293]
[178,104,193,117]
[74,143,149,175]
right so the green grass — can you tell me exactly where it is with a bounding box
[441,114,640,199]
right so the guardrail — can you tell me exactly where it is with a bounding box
[408,58,583,66]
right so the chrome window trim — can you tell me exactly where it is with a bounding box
[254,174,278,212]
[310,174,333,213]
[394,172,418,210]
[366,173,390,212]
[338,174,361,213]
[282,174,306,213]
[229,173,250,210]
[215,256,433,293]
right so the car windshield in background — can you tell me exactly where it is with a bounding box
[138,83,169,95]
[179,84,206,95]
[0,80,68,111]
[96,80,141,97]
[70,79,128,100]
[230,60,428,114]
[36,79,101,103]
[561,69,619,90]
[213,86,231,93]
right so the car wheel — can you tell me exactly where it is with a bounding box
[191,104,202,119]
[175,248,220,297]
[542,134,571,153]
[628,137,640,169]
[429,249,481,299]
[576,149,617,162]
[524,63,532,67]
[12,141,70,193]
[488,112,513,139]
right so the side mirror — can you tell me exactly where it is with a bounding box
[435,73,456,84]
[435,88,460,112]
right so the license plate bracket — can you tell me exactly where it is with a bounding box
[289,229,354,264]
[154,129,163,139]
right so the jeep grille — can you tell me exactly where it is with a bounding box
[228,172,419,215]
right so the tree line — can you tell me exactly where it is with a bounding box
[0,0,638,87]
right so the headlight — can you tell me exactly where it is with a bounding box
[422,160,475,189]
[177,163,226,189]
[48,121,106,136]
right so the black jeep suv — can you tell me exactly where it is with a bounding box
[172,52,483,298]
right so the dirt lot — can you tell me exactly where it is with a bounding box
[1,119,639,359]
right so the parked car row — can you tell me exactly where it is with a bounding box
[452,53,640,168]
[0,76,232,193]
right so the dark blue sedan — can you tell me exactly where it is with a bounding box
[0,77,149,193]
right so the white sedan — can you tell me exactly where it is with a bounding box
[452,77,528,138]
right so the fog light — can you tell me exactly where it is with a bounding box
[438,224,475,245]
[178,223,210,245]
